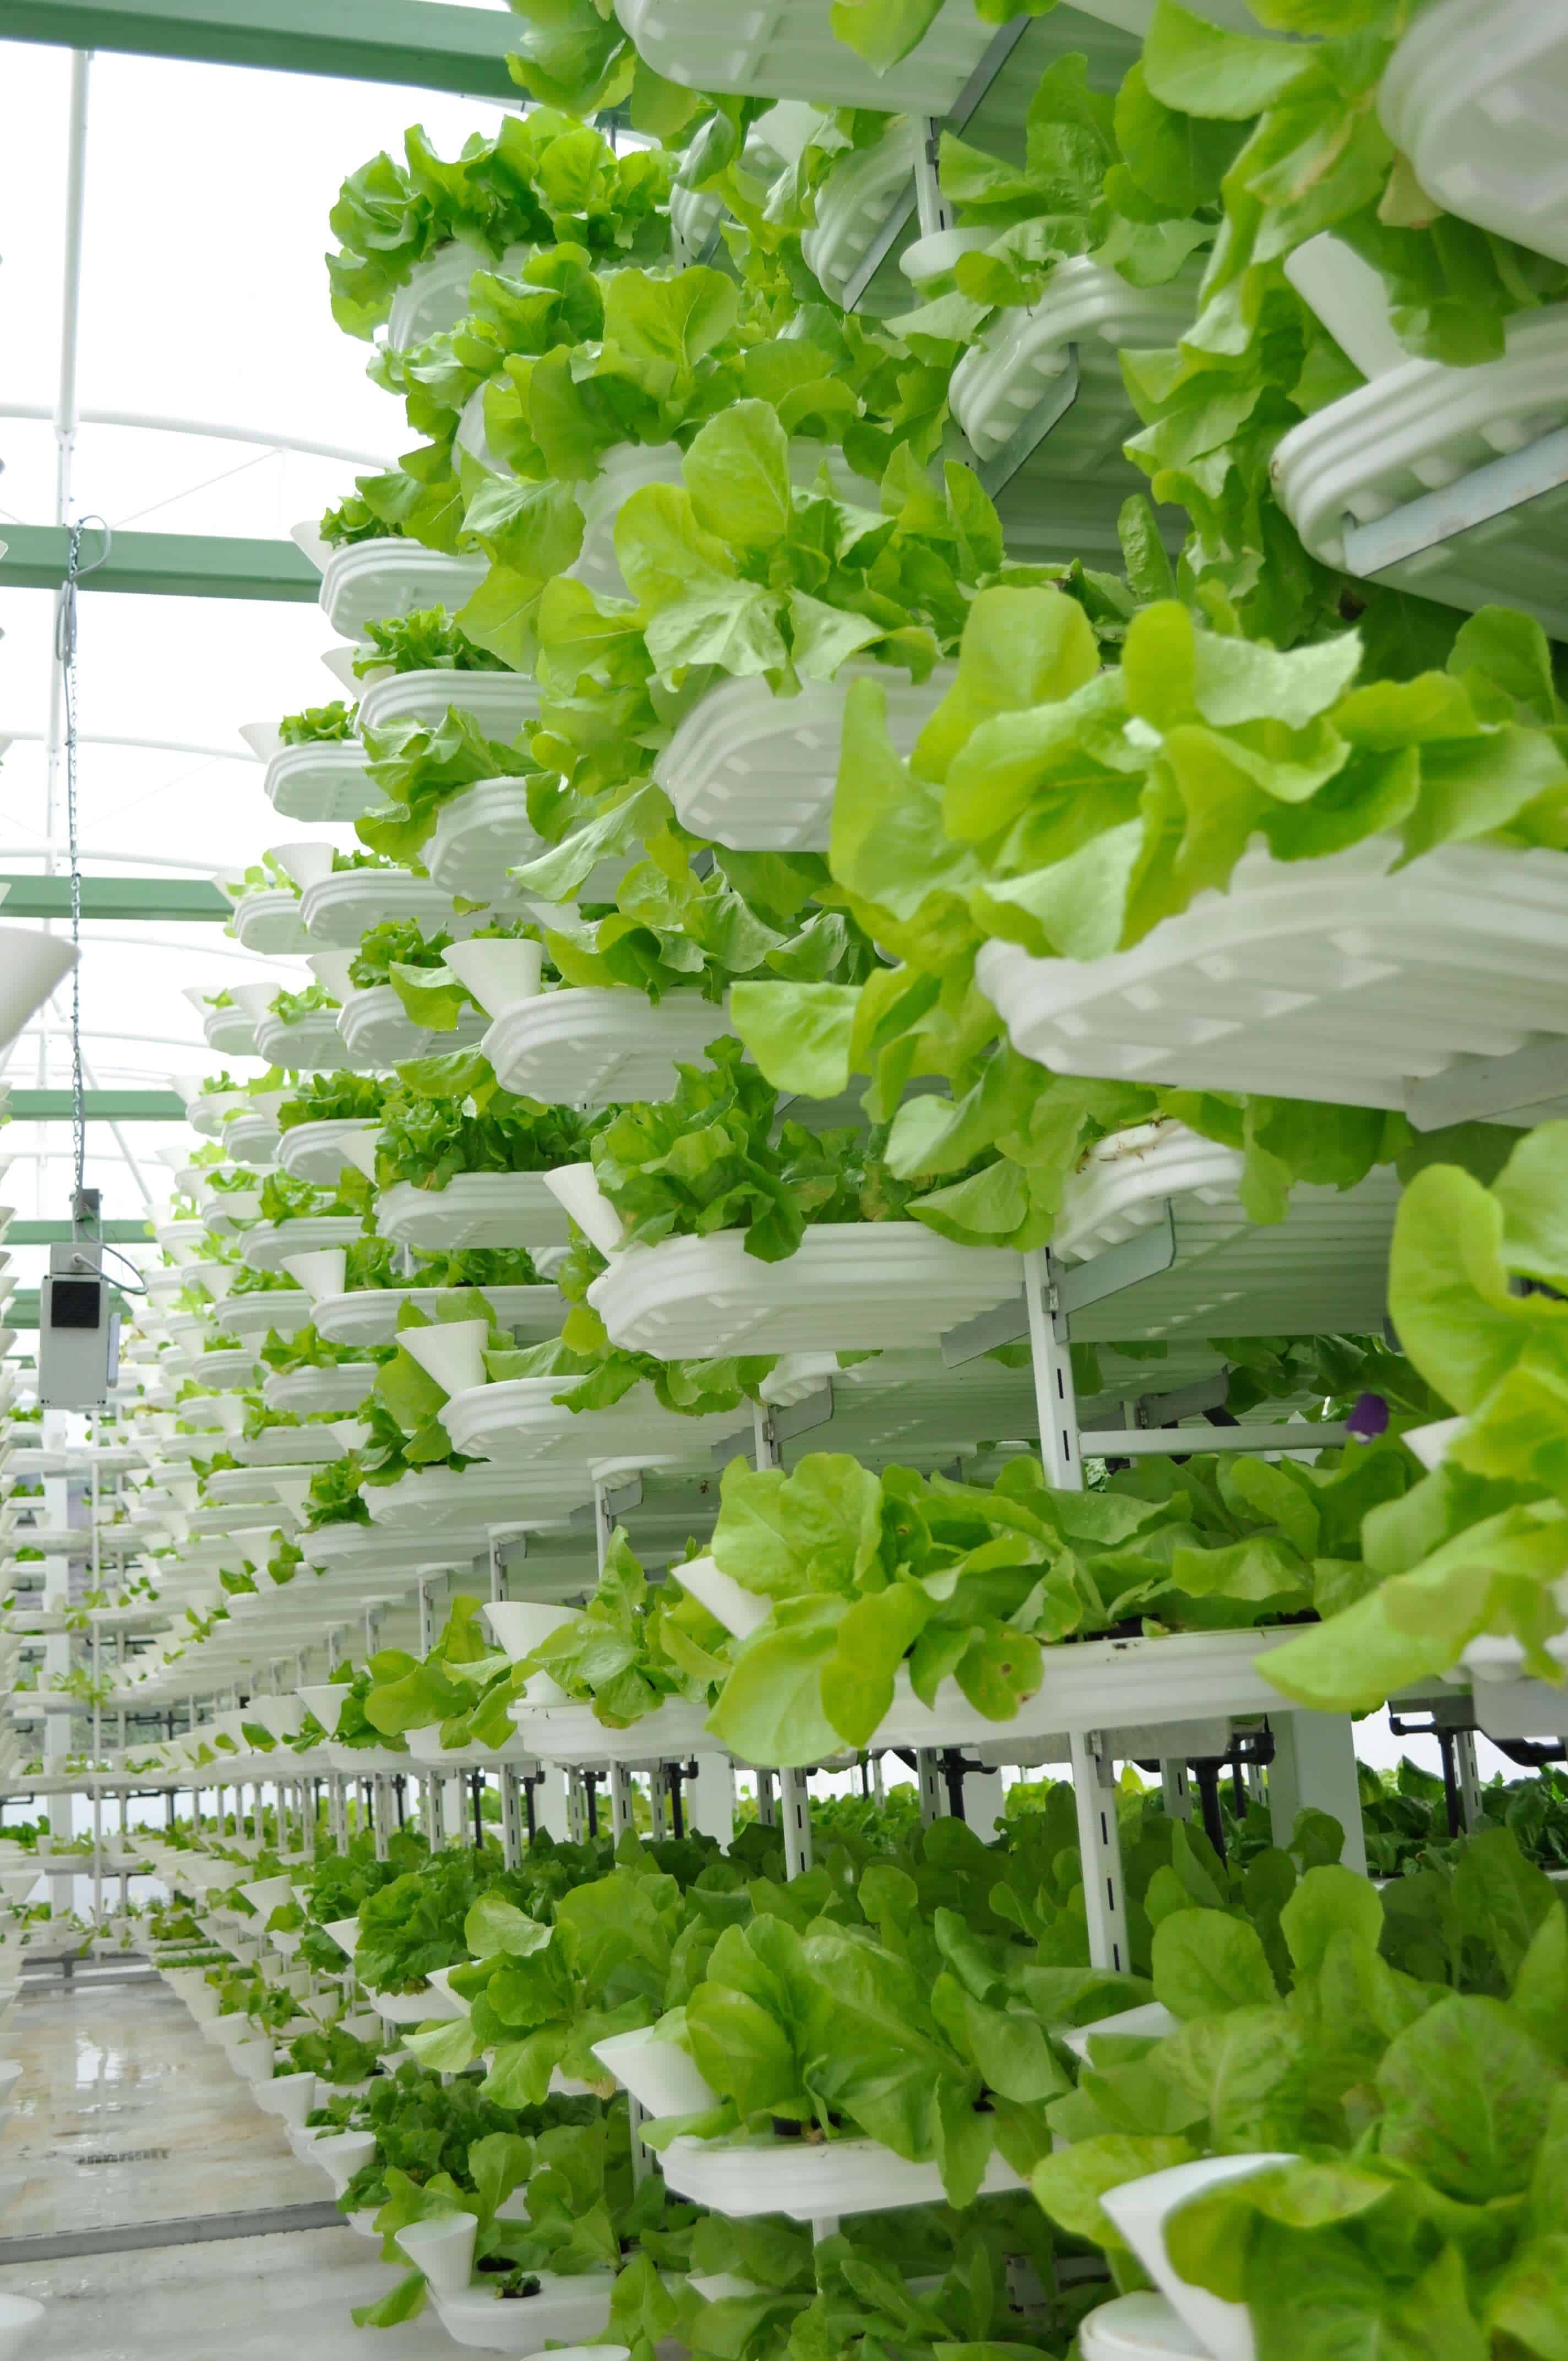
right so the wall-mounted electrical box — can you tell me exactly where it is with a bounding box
[37,1211,121,1410]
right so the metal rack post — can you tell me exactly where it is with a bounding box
[1267,1712,1368,1876]
[1071,1730,1130,1976]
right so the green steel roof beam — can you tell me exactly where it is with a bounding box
[7,1221,152,1244]
[6,1091,189,1120]
[0,876,232,920]
[0,0,521,96]
[0,525,319,601]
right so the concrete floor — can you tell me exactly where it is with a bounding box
[0,1969,466,2359]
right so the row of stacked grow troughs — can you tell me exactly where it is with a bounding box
[8,2,1568,2357]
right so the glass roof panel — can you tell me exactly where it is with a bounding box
[0,32,521,1286]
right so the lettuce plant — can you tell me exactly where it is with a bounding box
[358,706,537,864]
[586,1037,918,1263]
[353,606,509,677]
[269,980,339,1028]
[502,1527,725,1731]
[277,1072,385,1131]
[731,591,1565,1238]
[363,1595,524,1753]
[1033,1838,1568,2357]
[463,257,750,484]
[700,1441,1415,1764]
[257,1169,366,1227]
[404,1846,738,2107]
[278,700,357,746]
[887,50,1217,377]
[1264,1120,1568,1710]
[372,1048,604,1192]
[327,112,673,338]
[319,490,406,550]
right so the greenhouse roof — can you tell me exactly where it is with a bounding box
[0,6,516,1308]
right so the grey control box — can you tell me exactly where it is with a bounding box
[37,1241,121,1410]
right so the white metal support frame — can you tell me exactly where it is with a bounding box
[1453,1728,1483,1831]
[839,14,1036,313]
[1071,1730,1131,1976]
[689,1752,736,1848]
[780,1767,813,1879]
[748,1403,816,1871]
[1022,1247,1080,1490]
[1267,1712,1369,1878]
[500,1765,527,1868]
[1161,1762,1193,1823]
[1020,1269,1135,1965]
[608,1761,638,1840]
[1344,418,1568,595]
[916,1748,945,1825]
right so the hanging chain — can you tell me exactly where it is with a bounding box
[53,514,110,1199]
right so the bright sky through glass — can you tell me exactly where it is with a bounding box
[0,37,511,1280]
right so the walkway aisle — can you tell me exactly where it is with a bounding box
[0,1971,464,2359]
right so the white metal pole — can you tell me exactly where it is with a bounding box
[1023,1248,1081,1491]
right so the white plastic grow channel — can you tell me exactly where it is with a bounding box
[1460,1640,1568,1741]
[428,2272,617,2355]
[657,665,952,851]
[312,1281,560,1349]
[222,1106,286,1165]
[569,438,857,601]
[364,1464,594,1539]
[671,181,725,267]
[337,983,487,1068]
[976,835,1568,1121]
[221,1291,315,1343]
[299,864,461,949]
[952,256,1201,508]
[658,2130,1023,2220]
[386,240,532,352]
[1273,285,1568,639]
[192,1347,260,1388]
[311,541,489,644]
[518,1696,725,1765]
[296,1524,476,1582]
[256,739,377,825]
[198,999,259,1058]
[483,987,731,1105]
[590,1223,1023,1356]
[276,1117,379,1187]
[443,1375,738,1469]
[404,1729,539,1774]
[426,779,543,899]
[611,0,1134,118]
[253,1007,361,1073]
[353,668,542,741]
[261,1365,377,1418]
[803,119,923,314]
[242,1215,364,1275]
[376,1173,571,1253]
[1379,0,1568,270]
[228,889,310,957]
[1049,1120,1400,1344]
[887,1628,1302,1758]
[233,1424,357,1467]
